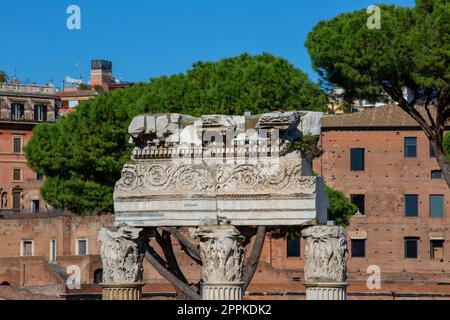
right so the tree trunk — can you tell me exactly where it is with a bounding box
[163,227,202,265]
[382,84,450,190]
[155,230,188,284]
[243,226,266,292]
[144,242,201,300]
[433,141,450,189]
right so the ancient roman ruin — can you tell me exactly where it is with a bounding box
[98,111,348,300]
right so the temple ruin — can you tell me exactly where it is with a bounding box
[98,111,348,300]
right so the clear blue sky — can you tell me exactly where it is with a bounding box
[0,0,414,88]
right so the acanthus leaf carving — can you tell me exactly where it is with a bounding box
[302,226,348,284]
[191,226,246,284]
[98,227,146,284]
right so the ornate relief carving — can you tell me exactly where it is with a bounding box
[115,159,316,198]
[256,111,301,130]
[302,226,348,283]
[98,227,146,283]
[115,162,215,196]
[191,226,246,284]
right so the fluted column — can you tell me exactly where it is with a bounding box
[98,227,146,300]
[302,225,348,300]
[191,225,246,300]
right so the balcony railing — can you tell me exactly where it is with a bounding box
[0,209,65,220]
[0,83,56,95]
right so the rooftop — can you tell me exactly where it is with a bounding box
[322,105,449,129]
[0,83,56,96]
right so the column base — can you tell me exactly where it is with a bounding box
[100,282,144,300]
[305,282,348,300]
[202,282,243,300]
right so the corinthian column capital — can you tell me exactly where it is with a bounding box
[98,226,146,284]
[190,225,246,300]
[302,225,348,291]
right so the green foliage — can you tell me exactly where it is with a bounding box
[325,186,358,227]
[0,71,7,83]
[78,83,91,91]
[93,85,105,93]
[306,1,450,189]
[26,54,327,215]
[306,1,450,100]
[444,132,450,159]
[291,134,323,159]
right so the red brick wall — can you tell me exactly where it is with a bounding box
[314,129,450,278]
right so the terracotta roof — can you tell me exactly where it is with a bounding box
[322,104,449,128]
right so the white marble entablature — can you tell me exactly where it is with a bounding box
[114,111,327,227]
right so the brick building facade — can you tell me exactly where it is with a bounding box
[315,105,450,284]
[0,82,58,214]
[1,105,450,300]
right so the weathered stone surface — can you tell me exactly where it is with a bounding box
[191,225,246,300]
[115,111,326,227]
[98,227,146,283]
[302,225,348,300]
[113,157,327,227]
[302,225,348,283]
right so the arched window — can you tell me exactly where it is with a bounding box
[93,269,103,284]
[1,282,11,286]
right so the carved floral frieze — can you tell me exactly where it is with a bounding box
[114,159,316,198]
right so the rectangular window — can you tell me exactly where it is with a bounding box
[31,200,40,214]
[431,170,443,180]
[77,239,88,256]
[34,105,47,122]
[405,195,419,217]
[430,240,444,260]
[11,103,24,120]
[351,194,366,215]
[351,239,366,258]
[404,137,417,158]
[50,239,57,262]
[404,237,419,259]
[12,190,21,210]
[13,169,22,182]
[430,195,444,218]
[13,137,22,154]
[21,240,34,257]
[430,142,436,158]
[350,148,365,171]
[68,100,79,109]
[287,236,301,258]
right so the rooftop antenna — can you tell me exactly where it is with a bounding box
[75,63,85,81]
